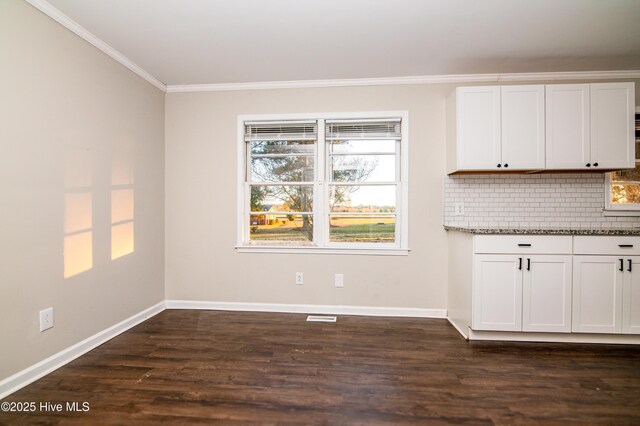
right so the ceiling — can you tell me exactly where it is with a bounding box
[43,0,640,86]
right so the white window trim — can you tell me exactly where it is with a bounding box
[236,111,410,255]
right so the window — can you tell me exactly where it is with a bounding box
[237,112,409,255]
[605,111,640,212]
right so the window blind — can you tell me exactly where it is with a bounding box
[326,119,401,140]
[245,121,317,141]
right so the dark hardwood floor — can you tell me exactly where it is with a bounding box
[2,310,640,425]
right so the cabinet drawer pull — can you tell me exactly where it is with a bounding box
[518,243,532,247]
[619,244,634,248]
[629,259,633,272]
[619,259,624,272]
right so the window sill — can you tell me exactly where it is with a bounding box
[235,246,410,256]
[603,209,640,217]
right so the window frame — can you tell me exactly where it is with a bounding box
[605,161,640,212]
[605,108,640,213]
[236,111,409,255]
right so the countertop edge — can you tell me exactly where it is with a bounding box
[443,226,640,236]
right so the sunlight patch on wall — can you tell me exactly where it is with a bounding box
[111,222,134,260]
[64,231,93,278]
[111,147,135,260]
[111,189,134,223]
[64,148,93,278]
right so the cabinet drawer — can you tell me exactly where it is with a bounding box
[574,236,640,255]
[474,235,572,254]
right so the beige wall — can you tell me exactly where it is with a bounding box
[165,84,452,309]
[165,79,638,311]
[0,0,165,380]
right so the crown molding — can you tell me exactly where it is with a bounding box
[166,70,640,93]
[24,0,166,92]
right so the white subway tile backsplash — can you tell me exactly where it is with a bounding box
[443,173,640,230]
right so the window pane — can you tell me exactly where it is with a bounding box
[331,139,395,154]
[331,155,395,182]
[329,215,395,243]
[249,214,313,243]
[251,156,314,182]
[611,165,640,182]
[612,184,640,204]
[330,185,396,212]
[250,185,313,212]
[251,140,314,155]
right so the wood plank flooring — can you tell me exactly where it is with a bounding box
[2,310,640,424]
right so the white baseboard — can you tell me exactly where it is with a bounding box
[0,301,165,400]
[446,317,469,340]
[165,300,447,319]
[468,329,640,345]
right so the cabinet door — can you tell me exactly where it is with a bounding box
[545,84,590,169]
[590,82,635,169]
[473,255,522,331]
[456,86,502,171]
[522,255,572,333]
[572,256,623,333]
[623,256,640,334]
[501,85,545,170]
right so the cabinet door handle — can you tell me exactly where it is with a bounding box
[518,243,532,247]
[593,162,599,167]
[504,163,509,168]
[526,258,531,271]
[619,244,633,248]
[518,257,522,270]
[619,259,624,272]
[497,164,502,168]
[629,259,633,272]
[586,163,591,167]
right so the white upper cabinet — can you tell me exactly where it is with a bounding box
[448,85,543,172]
[448,82,635,173]
[545,84,590,169]
[450,86,501,172]
[590,82,635,169]
[501,85,545,170]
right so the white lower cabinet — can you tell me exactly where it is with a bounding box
[572,256,623,333]
[450,234,640,342]
[572,241,640,334]
[623,256,640,334]
[523,255,572,333]
[473,255,522,331]
[472,254,572,332]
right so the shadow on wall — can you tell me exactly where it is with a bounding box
[63,143,135,279]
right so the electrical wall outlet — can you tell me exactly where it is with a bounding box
[335,273,344,288]
[454,201,464,216]
[296,272,304,285]
[39,307,54,332]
